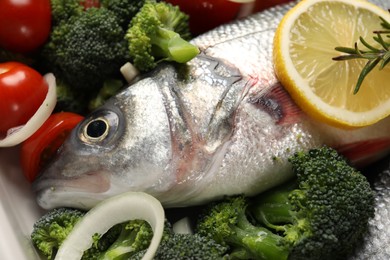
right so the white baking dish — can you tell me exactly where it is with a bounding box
[0,146,44,260]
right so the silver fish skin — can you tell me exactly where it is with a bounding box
[34,0,390,210]
[350,160,390,260]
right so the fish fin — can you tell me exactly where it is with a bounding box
[249,82,303,125]
[335,138,390,167]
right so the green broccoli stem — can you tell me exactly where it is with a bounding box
[249,182,297,230]
[150,27,199,63]
[98,223,138,260]
[251,195,294,230]
[228,211,289,260]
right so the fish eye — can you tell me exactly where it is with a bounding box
[84,118,109,140]
[78,110,121,145]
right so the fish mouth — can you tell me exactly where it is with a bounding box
[33,170,111,210]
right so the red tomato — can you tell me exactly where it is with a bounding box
[253,0,294,12]
[165,0,241,36]
[165,0,295,35]
[21,112,84,182]
[0,0,51,53]
[0,62,48,137]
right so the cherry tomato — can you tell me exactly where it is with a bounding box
[0,62,48,137]
[0,0,51,53]
[253,0,294,12]
[21,112,84,182]
[165,0,241,36]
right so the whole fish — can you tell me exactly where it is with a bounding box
[34,0,390,212]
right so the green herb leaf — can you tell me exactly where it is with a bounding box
[354,58,381,94]
[333,13,390,94]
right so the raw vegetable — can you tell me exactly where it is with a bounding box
[88,79,124,111]
[20,112,84,182]
[132,233,229,260]
[55,192,165,260]
[44,0,197,101]
[50,0,84,25]
[31,208,86,260]
[101,0,146,26]
[125,0,199,72]
[54,79,87,114]
[80,0,101,9]
[50,0,101,25]
[0,48,34,65]
[0,73,57,147]
[0,0,51,53]
[81,219,156,259]
[0,62,48,137]
[196,147,375,260]
[50,0,145,31]
[172,217,193,234]
[120,62,140,83]
[42,6,129,92]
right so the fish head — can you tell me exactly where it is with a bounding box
[33,76,176,210]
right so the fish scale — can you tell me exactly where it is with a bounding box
[351,162,390,260]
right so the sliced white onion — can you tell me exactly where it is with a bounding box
[0,73,57,147]
[55,192,165,260]
[120,62,140,84]
[172,217,194,235]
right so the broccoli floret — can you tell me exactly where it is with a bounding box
[81,223,123,259]
[50,0,84,25]
[31,208,86,260]
[197,147,375,260]
[81,219,154,259]
[125,0,199,72]
[88,78,124,111]
[51,0,105,24]
[54,78,88,114]
[133,232,228,260]
[0,48,35,65]
[100,0,146,27]
[43,7,129,92]
[197,195,288,259]
[157,233,228,260]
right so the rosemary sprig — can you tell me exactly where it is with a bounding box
[333,13,390,94]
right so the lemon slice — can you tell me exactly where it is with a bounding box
[273,0,390,127]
